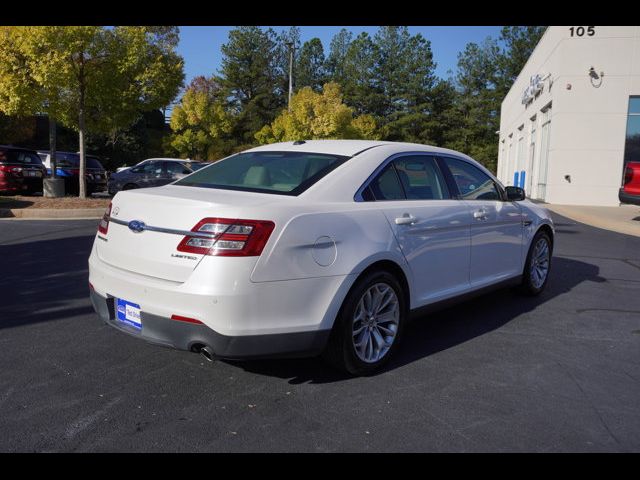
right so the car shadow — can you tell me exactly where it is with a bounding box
[0,235,96,330]
[230,256,606,384]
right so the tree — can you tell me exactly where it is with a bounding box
[325,29,353,87]
[323,27,440,144]
[371,27,438,142]
[0,26,184,197]
[0,26,64,182]
[447,38,503,171]
[87,109,169,171]
[168,76,235,160]
[494,26,547,97]
[296,38,327,92]
[341,32,379,116]
[219,26,282,144]
[274,26,301,103]
[254,82,379,144]
[447,27,547,172]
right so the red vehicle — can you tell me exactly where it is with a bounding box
[0,145,47,195]
[619,162,640,206]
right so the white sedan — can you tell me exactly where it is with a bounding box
[89,140,554,375]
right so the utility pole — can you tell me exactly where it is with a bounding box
[286,41,294,111]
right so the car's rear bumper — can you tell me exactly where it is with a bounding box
[90,288,331,359]
[619,188,640,206]
[0,178,37,193]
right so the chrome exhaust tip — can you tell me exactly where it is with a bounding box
[200,345,214,362]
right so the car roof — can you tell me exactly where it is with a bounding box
[141,158,192,163]
[244,140,474,159]
[37,150,100,157]
[245,140,389,157]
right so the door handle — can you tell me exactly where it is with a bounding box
[473,208,488,220]
[395,213,417,225]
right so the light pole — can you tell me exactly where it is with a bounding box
[286,41,294,111]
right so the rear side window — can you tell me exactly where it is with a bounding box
[366,164,405,201]
[442,157,501,201]
[175,151,349,196]
[393,156,449,200]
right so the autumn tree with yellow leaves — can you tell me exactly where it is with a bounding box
[255,83,379,144]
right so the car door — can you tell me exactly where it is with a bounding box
[440,156,524,288]
[360,154,472,306]
[144,161,167,187]
[128,161,162,188]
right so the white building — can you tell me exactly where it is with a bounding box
[497,26,640,206]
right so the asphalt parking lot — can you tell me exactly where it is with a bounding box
[1,213,639,452]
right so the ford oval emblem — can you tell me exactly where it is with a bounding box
[128,220,146,233]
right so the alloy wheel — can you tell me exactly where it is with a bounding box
[351,282,400,363]
[530,237,550,289]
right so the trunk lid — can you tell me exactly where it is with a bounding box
[96,185,283,282]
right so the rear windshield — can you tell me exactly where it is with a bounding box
[53,153,104,170]
[0,149,42,165]
[175,151,349,195]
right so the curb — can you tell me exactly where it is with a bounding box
[0,208,105,219]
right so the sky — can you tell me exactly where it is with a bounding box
[176,26,504,87]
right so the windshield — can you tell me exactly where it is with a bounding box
[175,151,349,195]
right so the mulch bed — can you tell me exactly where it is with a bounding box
[0,195,110,210]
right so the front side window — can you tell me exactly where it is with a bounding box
[132,161,163,174]
[175,151,348,196]
[443,157,501,201]
[165,162,191,175]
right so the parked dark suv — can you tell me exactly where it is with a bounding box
[0,145,47,195]
[38,151,107,195]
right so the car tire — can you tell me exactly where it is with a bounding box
[322,269,407,376]
[122,183,138,191]
[520,230,552,296]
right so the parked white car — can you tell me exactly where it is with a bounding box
[89,140,554,375]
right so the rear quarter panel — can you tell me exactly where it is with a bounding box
[250,206,408,283]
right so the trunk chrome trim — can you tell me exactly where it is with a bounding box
[108,216,217,239]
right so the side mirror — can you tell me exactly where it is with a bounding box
[505,186,526,201]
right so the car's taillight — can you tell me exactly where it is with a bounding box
[0,165,22,177]
[177,218,275,257]
[98,202,112,235]
[624,166,634,186]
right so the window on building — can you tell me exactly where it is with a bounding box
[624,97,640,166]
[537,104,552,200]
[516,125,525,188]
[528,116,537,195]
